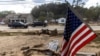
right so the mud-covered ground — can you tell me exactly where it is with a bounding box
[0,30,99,56]
[0,35,63,56]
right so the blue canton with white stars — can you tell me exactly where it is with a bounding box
[64,7,82,41]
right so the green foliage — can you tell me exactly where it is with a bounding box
[0,11,15,18]
[31,3,67,20]
[38,16,46,21]
[31,2,100,22]
[31,6,40,19]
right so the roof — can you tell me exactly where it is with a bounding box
[6,13,32,19]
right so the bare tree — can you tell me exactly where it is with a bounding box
[72,0,86,7]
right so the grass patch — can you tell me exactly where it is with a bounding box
[0,32,11,36]
[0,32,25,36]
[0,31,40,36]
[24,32,37,35]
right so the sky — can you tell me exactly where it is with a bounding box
[84,0,100,8]
[0,0,99,13]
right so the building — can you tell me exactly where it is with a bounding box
[5,13,33,24]
[57,17,66,24]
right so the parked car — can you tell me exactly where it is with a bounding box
[32,21,47,27]
[8,22,28,28]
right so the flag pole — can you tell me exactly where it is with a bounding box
[65,0,70,6]
[65,0,67,3]
[64,0,68,18]
[65,0,68,7]
[65,0,71,3]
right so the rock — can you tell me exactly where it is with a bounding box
[41,29,50,35]
[33,44,44,48]
[50,29,58,36]
[21,46,30,50]
[1,52,6,56]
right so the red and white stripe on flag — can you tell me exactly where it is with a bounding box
[61,5,96,56]
[61,23,96,56]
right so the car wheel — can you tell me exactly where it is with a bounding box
[24,26,28,28]
[32,25,36,27]
[43,25,46,27]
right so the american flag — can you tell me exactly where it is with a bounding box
[61,6,96,56]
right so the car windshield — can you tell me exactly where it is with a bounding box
[19,22,25,25]
[19,22,24,24]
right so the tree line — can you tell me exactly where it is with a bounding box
[0,11,15,18]
[31,2,100,22]
[31,3,67,21]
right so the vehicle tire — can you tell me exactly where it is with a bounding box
[32,25,36,27]
[43,25,46,27]
[24,26,28,28]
